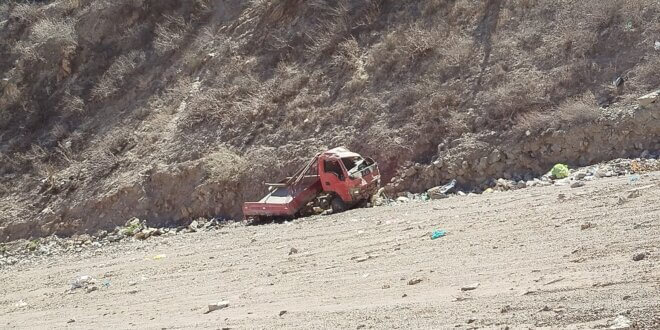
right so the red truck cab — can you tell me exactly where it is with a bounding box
[242,147,380,219]
[317,147,380,209]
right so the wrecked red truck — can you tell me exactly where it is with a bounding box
[243,147,381,220]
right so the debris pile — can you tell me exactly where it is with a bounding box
[0,217,241,267]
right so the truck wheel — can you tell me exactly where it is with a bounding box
[331,197,348,213]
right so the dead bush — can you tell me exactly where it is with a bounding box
[30,17,77,45]
[628,54,660,91]
[8,3,41,24]
[304,0,350,58]
[481,69,551,124]
[59,90,85,115]
[153,14,190,56]
[92,50,146,100]
[556,92,601,124]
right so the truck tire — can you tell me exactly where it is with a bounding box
[331,197,348,213]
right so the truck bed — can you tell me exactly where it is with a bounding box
[243,176,322,217]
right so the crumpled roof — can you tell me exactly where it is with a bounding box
[323,147,361,159]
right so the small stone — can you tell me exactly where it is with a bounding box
[67,319,75,323]
[627,190,642,199]
[189,220,199,232]
[355,256,370,263]
[581,223,594,230]
[401,293,407,298]
[407,278,423,286]
[382,284,391,289]
[540,305,551,312]
[632,252,646,261]
[207,301,229,313]
[396,196,410,203]
[357,325,366,329]
[279,310,287,316]
[655,40,660,51]
[570,181,585,188]
[461,283,480,291]
[467,319,476,324]
[86,286,98,293]
[500,305,511,313]
[288,247,298,255]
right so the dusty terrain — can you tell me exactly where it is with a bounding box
[2,172,658,329]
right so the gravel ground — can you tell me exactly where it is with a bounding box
[1,172,659,329]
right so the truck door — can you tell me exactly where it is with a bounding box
[321,159,351,202]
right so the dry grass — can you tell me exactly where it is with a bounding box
[92,50,146,100]
[153,14,190,56]
[30,17,77,45]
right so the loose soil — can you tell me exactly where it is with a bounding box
[2,172,659,329]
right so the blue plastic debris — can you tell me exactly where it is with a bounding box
[431,230,447,240]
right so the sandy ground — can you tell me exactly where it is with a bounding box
[1,173,659,329]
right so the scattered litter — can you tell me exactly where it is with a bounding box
[628,175,640,184]
[206,301,229,314]
[431,230,447,240]
[655,40,660,51]
[551,164,569,179]
[71,275,95,290]
[609,315,633,329]
[153,254,166,260]
[15,300,28,308]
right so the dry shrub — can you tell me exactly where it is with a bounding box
[422,0,454,16]
[30,17,77,45]
[556,93,601,124]
[153,14,190,56]
[628,54,660,91]
[517,92,600,133]
[304,0,350,58]
[8,3,41,24]
[59,90,85,115]
[481,69,551,124]
[92,50,146,100]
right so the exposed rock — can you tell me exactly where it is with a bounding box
[638,90,659,107]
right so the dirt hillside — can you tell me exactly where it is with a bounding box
[1,0,659,240]
[1,171,659,329]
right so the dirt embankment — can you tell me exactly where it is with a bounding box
[1,0,659,241]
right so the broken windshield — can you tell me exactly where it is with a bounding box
[342,157,373,177]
